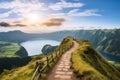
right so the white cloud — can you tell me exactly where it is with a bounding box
[0,0,47,18]
[0,0,102,31]
[68,9,101,16]
[0,0,101,19]
[0,0,45,9]
[50,9,101,17]
[0,11,12,18]
[50,13,66,17]
[68,9,79,14]
[49,0,84,10]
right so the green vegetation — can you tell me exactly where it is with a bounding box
[0,57,32,74]
[72,39,120,80]
[108,61,120,70]
[15,46,28,57]
[33,36,73,80]
[0,41,28,57]
[55,36,73,53]
[1,36,120,80]
[94,29,120,57]
[0,55,43,80]
[0,36,73,80]
[0,29,120,61]
[42,44,57,55]
[0,41,20,57]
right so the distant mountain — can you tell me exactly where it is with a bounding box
[0,30,31,43]
[0,29,120,61]
[42,29,120,60]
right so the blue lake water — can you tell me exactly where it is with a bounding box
[21,40,60,56]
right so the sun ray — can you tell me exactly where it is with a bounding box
[26,13,41,24]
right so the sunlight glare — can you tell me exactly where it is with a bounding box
[26,13,41,24]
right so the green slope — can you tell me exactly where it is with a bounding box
[42,44,57,55]
[72,39,120,80]
[0,41,28,57]
[0,37,120,80]
[0,57,32,74]
[0,36,73,80]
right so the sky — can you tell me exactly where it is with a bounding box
[0,0,120,33]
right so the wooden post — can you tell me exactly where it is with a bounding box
[58,51,60,56]
[56,51,58,56]
[59,49,61,55]
[56,52,57,58]
[31,62,39,80]
[63,47,64,53]
[37,62,42,79]
[46,56,49,68]
[36,62,39,69]
[51,54,54,62]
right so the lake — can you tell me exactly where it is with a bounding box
[20,40,60,56]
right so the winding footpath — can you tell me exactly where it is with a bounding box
[45,41,79,80]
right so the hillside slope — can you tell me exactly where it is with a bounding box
[0,37,73,80]
[0,41,28,57]
[42,44,57,55]
[0,57,32,74]
[72,39,120,80]
[0,37,120,80]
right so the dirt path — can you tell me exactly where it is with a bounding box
[45,41,79,80]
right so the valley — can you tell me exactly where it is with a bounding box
[0,29,120,79]
[0,29,120,62]
[0,37,120,80]
[0,0,119,79]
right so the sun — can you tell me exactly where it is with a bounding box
[26,13,41,24]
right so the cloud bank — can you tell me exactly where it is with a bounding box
[42,18,66,27]
[0,22,11,27]
[0,0,101,20]
[0,22,26,27]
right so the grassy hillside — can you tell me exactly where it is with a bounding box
[94,29,120,57]
[0,55,44,80]
[1,37,120,80]
[0,36,73,80]
[0,57,32,74]
[72,39,120,80]
[0,41,28,57]
[42,44,57,55]
[108,61,120,71]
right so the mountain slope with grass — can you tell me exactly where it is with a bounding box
[0,41,28,57]
[0,37,120,80]
[1,29,120,58]
[0,57,32,74]
[72,39,120,80]
[0,37,73,80]
[42,44,57,55]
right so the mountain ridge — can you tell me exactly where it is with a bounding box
[0,29,120,62]
[0,37,120,80]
